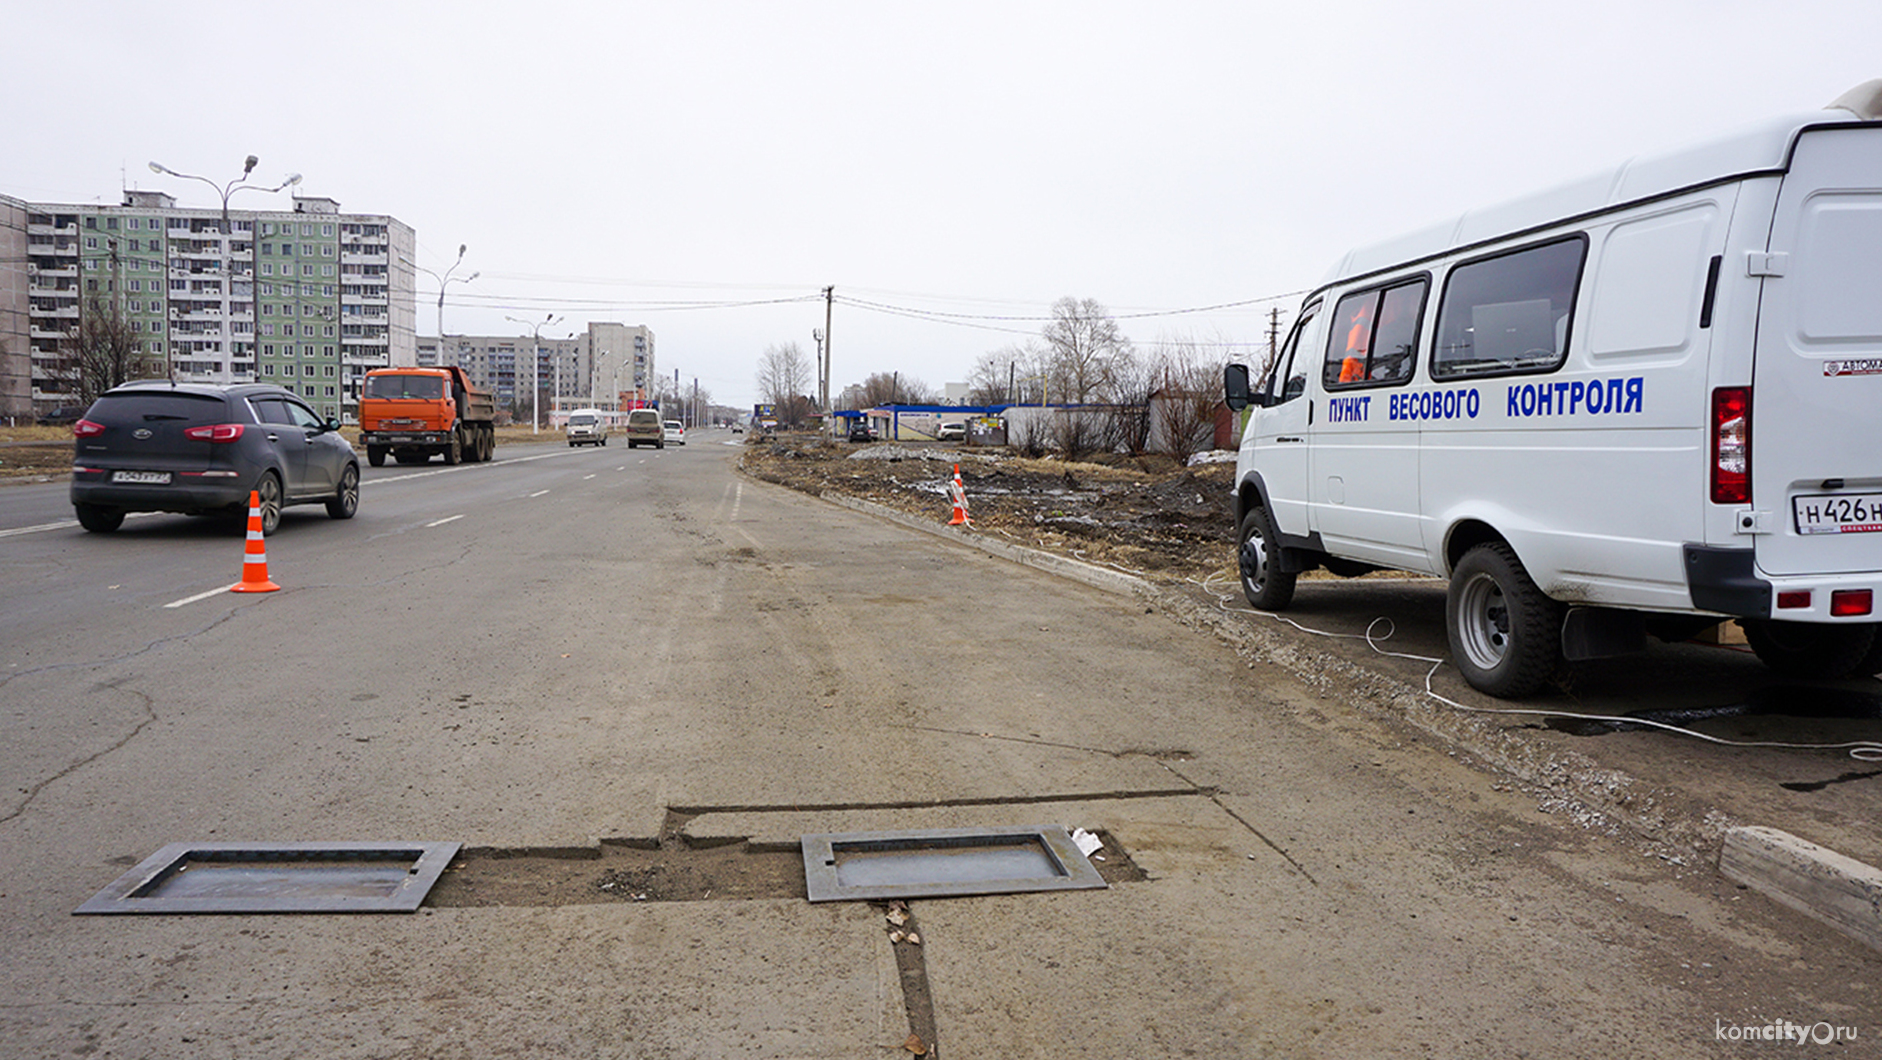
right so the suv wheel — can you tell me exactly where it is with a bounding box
[327,464,359,520]
[253,471,283,536]
[75,503,125,533]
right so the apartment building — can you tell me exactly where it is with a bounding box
[18,190,415,423]
[1,194,27,420]
[418,323,655,419]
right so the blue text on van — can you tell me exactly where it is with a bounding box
[1506,377,1644,418]
[1388,388,1481,422]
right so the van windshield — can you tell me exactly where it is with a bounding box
[569,414,595,425]
[364,375,445,400]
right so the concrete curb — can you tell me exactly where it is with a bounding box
[785,474,1882,950]
[1721,825,1882,953]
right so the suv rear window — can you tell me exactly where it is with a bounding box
[89,391,231,426]
[628,411,661,426]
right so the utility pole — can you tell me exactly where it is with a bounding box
[821,286,834,434]
[1268,307,1282,370]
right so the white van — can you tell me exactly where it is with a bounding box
[1224,80,1882,697]
[565,408,608,447]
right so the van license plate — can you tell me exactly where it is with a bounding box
[1793,494,1882,535]
[111,470,171,485]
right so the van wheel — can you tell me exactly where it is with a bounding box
[1236,506,1296,610]
[1447,543,1562,697]
[1741,619,1876,679]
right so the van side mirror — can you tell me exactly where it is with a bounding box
[1224,364,1253,411]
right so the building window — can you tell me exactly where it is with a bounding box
[303,265,314,277]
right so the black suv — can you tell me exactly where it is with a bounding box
[70,382,360,534]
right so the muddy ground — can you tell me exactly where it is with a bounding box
[739,436,1242,588]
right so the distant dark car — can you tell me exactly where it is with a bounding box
[69,382,359,534]
[36,406,84,427]
[847,424,878,443]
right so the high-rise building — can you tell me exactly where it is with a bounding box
[18,190,415,423]
[424,323,656,418]
[0,194,28,420]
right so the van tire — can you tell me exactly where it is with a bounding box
[1741,619,1877,679]
[1447,543,1562,698]
[1237,506,1296,611]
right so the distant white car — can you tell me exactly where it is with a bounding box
[663,420,686,445]
[936,422,966,442]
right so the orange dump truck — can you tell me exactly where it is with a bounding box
[358,366,497,466]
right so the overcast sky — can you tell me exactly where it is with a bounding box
[7,1,1879,408]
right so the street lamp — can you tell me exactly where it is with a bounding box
[506,312,561,434]
[148,156,302,235]
[410,244,478,366]
[146,156,302,386]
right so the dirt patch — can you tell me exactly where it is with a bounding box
[427,827,1143,907]
[741,437,1241,585]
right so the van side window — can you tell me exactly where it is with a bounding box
[1431,236,1586,379]
[1268,304,1319,404]
[1322,279,1427,389]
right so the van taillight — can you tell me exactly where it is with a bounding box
[183,423,246,443]
[73,419,105,438]
[1711,387,1750,504]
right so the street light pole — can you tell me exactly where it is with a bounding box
[410,244,477,366]
[506,312,561,433]
[147,156,302,385]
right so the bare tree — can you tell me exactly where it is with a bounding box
[756,342,815,426]
[967,343,1048,405]
[1149,335,1228,465]
[56,293,161,406]
[1042,297,1132,403]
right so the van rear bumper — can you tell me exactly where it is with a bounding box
[1685,543,1882,621]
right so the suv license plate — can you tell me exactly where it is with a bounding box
[1794,493,1882,535]
[112,470,172,485]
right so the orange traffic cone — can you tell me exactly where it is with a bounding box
[947,464,973,527]
[229,490,281,593]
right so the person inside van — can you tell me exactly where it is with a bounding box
[1335,297,1374,384]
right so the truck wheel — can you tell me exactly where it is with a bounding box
[481,427,495,461]
[1741,619,1876,679]
[443,430,462,466]
[367,445,387,467]
[75,503,125,533]
[1446,542,1562,698]
[326,464,359,520]
[1236,506,1296,611]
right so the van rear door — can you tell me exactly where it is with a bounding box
[1752,125,1882,577]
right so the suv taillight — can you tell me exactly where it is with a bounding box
[1711,387,1750,504]
[73,419,105,438]
[184,423,246,443]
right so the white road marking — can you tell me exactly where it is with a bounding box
[583,474,596,480]
[164,585,237,609]
[528,490,549,498]
[426,514,465,527]
[0,520,77,539]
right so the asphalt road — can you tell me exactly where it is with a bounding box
[0,431,1874,1058]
